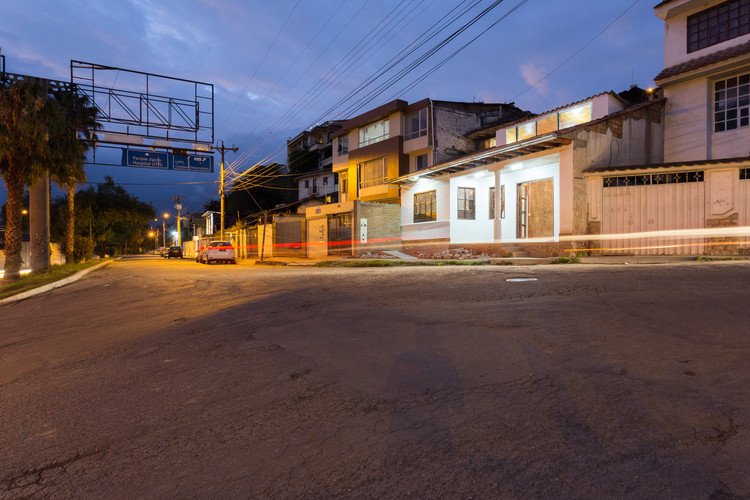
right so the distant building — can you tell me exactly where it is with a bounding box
[286,121,342,174]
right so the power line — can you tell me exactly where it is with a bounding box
[511,0,642,101]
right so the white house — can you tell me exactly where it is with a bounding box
[394,91,664,254]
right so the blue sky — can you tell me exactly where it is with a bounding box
[0,0,664,215]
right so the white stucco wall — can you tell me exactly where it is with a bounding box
[449,172,495,243]
[400,176,451,241]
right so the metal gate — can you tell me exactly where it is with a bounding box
[328,213,353,255]
[602,172,705,255]
[274,216,306,257]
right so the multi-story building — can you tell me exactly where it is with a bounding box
[286,120,342,173]
[582,0,750,255]
[331,98,529,204]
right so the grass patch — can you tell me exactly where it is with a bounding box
[314,259,512,268]
[0,260,106,300]
[550,255,581,264]
[696,256,749,261]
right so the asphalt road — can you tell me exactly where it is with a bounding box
[2,256,750,498]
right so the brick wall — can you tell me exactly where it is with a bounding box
[353,202,401,254]
[706,212,740,255]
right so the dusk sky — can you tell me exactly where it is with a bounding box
[0,0,664,216]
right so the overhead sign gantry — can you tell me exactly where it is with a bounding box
[70,61,215,172]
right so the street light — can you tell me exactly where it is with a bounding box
[148,231,156,251]
[162,213,169,248]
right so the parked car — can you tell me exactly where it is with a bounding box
[166,245,183,259]
[200,241,235,264]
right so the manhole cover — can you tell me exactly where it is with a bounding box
[505,277,538,282]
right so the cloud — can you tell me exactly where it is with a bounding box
[520,62,550,96]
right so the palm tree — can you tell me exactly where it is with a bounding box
[0,80,61,282]
[49,89,99,263]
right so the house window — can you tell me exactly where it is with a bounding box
[304,180,309,188]
[406,108,428,140]
[359,157,389,189]
[558,103,592,129]
[489,187,496,219]
[359,118,390,147]
[688,0,750,53]
[506,128,517,144]
[457,187,475,220]
[337,136,349,156]
[415,153,428,171]
[414,190,436,223]
[483,137,497,149]
[715,73,750,132]
[312,178,317,193]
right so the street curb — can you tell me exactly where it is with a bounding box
[0,260,113,306]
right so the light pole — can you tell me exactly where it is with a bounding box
[162,213,169,248]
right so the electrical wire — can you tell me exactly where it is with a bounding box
[510,0,642,101]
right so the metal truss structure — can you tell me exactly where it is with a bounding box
[71,61,214,151]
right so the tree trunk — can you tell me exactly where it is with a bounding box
[3,167,24,282]
[65,186,75,263]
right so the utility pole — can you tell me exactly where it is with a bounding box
[212,141,238,240]
[170,195,186,246]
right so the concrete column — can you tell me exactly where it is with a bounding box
[29,174,51,272]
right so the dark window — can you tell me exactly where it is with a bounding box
[688,0,750,53]
[741,168,750,179]
[603,171,705,188]
[457,187,475,220]
[415,154,428,171]
[715,73,750,132]
[304,180,309,188]
[414,190,436,223]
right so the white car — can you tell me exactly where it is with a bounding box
[200,241,236,264]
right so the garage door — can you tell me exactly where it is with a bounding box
[602,171,705,255]
[740,169,750,250]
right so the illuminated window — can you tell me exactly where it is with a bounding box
[406,108,428,140]
[489,187,496,219]
[688,0,750,53]
[483,137,497,149]
[559,103,592,129]
[359,157,388,188]
[414,190,436,222]
[715,73,750,132]
[536,114,558,135]
[506,128,517,144]
[457,187,475,220]
[359,118,390,147]
[516,122,536,141]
